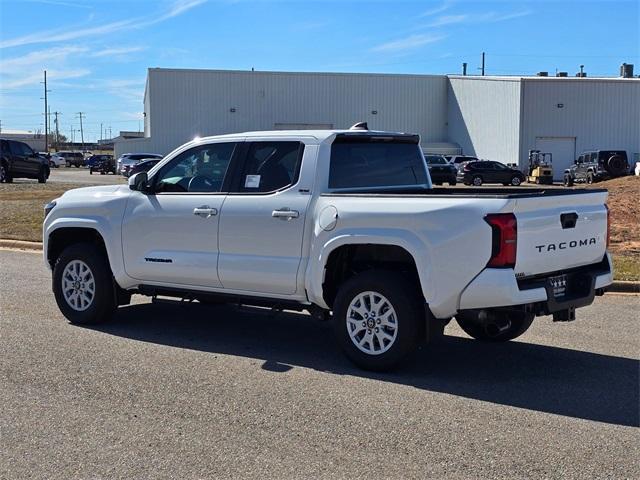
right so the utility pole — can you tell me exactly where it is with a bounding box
[70,125,75,144]
[41,71,50,152]
[53,112,61,151]
[481,52,485,76]
[77,112,85,151]
[100,123,103,142]
[0,119,2,134]
[462,62,467,76]
[108,126,112,139]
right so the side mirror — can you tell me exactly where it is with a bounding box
[129,172,150,192]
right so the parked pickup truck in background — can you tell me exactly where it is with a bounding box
[43,125,613,370]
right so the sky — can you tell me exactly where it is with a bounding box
[0,0,638,142]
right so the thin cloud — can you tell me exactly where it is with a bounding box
[91,46,145,58]
[2,69,90,89]
[419,1,452,18]
[0,0,207,49]
[371,33,447,53]
[0,46,87,70]
[428,9,532,27]
[22,0,93,8]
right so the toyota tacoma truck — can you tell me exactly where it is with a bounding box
[43,125,613,370]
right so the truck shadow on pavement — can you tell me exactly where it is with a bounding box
[91,300,639,428]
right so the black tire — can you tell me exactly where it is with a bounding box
[511,176,522,186]
[100,171,105,175]
[449,181,457,186]
[472,175,483,186]
[0,161,8,183]
[66,161,71,168]
[332,270,424,371]
[586,172,594,184]
[89,169,93,175]
[455,310,535,342]
[564,174,574,187]
[52,243,116,325]
[37,166,48,183]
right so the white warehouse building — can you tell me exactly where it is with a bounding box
[116,68,640,180]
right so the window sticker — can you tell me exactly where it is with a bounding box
[244,175,261,188]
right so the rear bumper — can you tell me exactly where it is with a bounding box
[430,172,457,183]
[459,253,613,314]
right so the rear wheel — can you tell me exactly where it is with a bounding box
[511,176,522,186]
[448,180,456,186]
[332,270,423,371]
[472,175,483,186]
[0,162,7,183]
[455,310,534,342]
[52,243,116,325]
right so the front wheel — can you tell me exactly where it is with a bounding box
[52,243,116,325]
[564,174,574,187]
[37,166,48,183]
[455,310,534,342]
[586,172,594,184]
[332,270,423,371]
[449,180,457,186]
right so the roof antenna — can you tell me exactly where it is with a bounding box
[350,122,368,130]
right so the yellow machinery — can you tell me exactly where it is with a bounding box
[527,150,554,184]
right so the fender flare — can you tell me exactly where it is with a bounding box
[305,229,433,309]
[44,218,119,274]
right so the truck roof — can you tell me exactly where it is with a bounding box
[194,128,419,145]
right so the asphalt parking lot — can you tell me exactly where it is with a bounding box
[0,249,638,479]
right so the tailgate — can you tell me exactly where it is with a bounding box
[513,190,608,277]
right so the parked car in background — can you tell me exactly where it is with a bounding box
[0,138,50,183]
[128,158,162,177]
[563,150,630,186]
[445,155,479,171]
[116,153,163,175]
[89,156,117,175]
[55,151,84,167]
[40,152,61,168]
[121,158,161,177]
[457,160,525,186]
[85,154,113,168]
[424,154,457,185]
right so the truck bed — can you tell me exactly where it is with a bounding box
[323,187,607,198]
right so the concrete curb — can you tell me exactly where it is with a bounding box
[0,238,638,293]
[0,239,43,251]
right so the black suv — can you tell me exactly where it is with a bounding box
[564,150,629,186]
[457,160,525,186]
[0,139,50,183]
[425,155,457,185]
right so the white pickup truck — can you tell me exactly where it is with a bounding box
[43,125,613,370]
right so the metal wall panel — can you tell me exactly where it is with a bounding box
[121,68,448,155]
[520,78,640,173]
[447,77,522,165]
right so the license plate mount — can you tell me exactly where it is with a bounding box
[549,274,568,298]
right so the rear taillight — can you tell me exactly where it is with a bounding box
[485,213,517,268]
[463,164,471,171]
[605,204,610,249]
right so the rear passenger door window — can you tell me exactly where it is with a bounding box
[235,141,304,193]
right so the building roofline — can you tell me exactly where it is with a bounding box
[148,67,446,80]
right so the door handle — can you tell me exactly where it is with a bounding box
[193,206,218,218]
[272,208,299,220]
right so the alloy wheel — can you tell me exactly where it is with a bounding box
[346,291,398,355]
[61,260,96,311]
